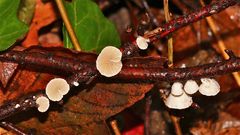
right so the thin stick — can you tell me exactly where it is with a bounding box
[110,120,121,135]
[200,0,240,86]
[55,0,81,51]
[164,0,173,67]
[170,115,182,135]
[144,95,151,135]
[144,0,238,42]
[0,121,28,135]
[164,1,182,134]
[141,0,159,26]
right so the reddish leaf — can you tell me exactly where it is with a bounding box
[0,70,55,104]
[123,124,144,135]
[21,0,59,47]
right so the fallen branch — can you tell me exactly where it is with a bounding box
[0,50,239,121]
[1,48,240,83]
[144,0,239,41]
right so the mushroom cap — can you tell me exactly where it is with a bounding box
[45,78,70,101]
[164,91,193,109]
[36,96,50,113]
[171,82,184,96]
[136,36,150,50]
[96,46,122,77]
[184,80,199,95]
[199,78,220,96]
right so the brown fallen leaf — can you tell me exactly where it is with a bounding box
[191,112,240,135]
[21,0,59,47]
[211,5,240,57]
[0,127,14,135]
[13,83,153,134]
[0,62,18,88]
[0,46,25,89]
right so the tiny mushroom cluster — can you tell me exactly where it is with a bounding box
[164,78,220,110]
[35,78,71,113]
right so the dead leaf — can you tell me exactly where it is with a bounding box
[0,62,18,88]
[14,83,153,134]
[0,127,14,135]
[21,0,59,47]
[0,47,25,88]
[191,112,240,135]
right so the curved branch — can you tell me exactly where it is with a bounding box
[1,49,239,83]
[144,0,239,41]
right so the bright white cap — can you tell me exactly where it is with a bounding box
[36,96,50,112]
[96,46,122,77]
[136,36,150,50]
[184,80,199,95]
[164,91,193,109]
[45,78,70,101]
[199,78,220,96]
[171,82,184,96]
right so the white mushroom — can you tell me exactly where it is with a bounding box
[184,80,199,95]
[199,78,220,96]
[164,91,193,110]
[96,46,122,77]
[136,36,150,50]
[45,78,70,101]
[171,82,184,96]
[36,96,50,113]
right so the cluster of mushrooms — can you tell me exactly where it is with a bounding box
[35,36,220,113]
[164,78,220,110]
[36,78,70,112]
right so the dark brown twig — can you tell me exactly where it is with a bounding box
[0,121,29,135]
[140,0,159,27]
[144,95,151,135]
[115,50,240,82]
[144,0,239,41]
[0,92,43,121]
[0,50,240,83]
[0,50,93,72]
